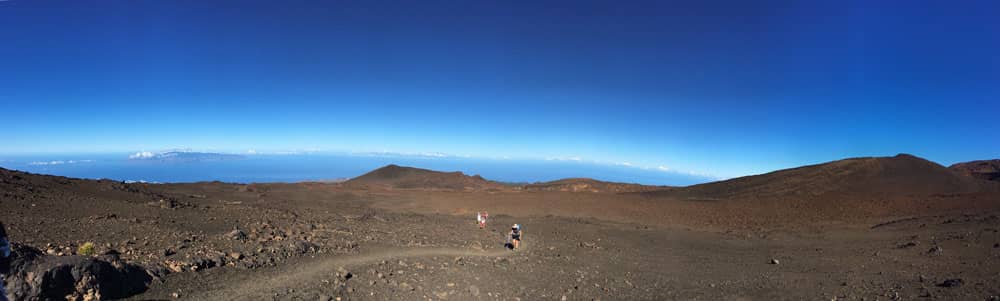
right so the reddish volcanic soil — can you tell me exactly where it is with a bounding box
[2,154,1000,300]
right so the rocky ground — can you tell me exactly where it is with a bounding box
[2,168,1000,300]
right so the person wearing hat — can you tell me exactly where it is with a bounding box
[509,224,522,250]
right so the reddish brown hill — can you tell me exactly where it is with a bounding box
[343,164,506,191]
[949,159,1000,181]
[522,178,666,193]
[659,154,999,200]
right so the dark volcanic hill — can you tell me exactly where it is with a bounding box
[343,164,506,191]
[659,154,999,200]
[521,178,666,193]
[949,159,1000,181]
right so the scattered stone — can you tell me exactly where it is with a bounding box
[770,259,780,265]
[228,251,243,260]
[158,199,177,209]
[227,229,248,241]
[937,278,963,288]
[164,260,187,273]
[927,246,943,255]
[469,285,480,297]
[291,240,318,254]
[171,292,181,298]
[318,295,332,301]
[897,241,918,248]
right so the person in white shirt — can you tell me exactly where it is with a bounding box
[477,211,489,229]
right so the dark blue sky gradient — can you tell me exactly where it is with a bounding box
[1,0,997,178]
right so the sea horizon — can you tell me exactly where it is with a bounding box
[0,151,715,186]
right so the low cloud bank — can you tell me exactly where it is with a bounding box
[27,159,94,166]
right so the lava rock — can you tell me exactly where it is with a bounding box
[5,244,153,300]
[227,229,248,241]
[937,278,963,288]
[291,240,318,254]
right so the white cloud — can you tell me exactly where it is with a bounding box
[418,152,449,158]
[129,151,156,159]
[124,179,161,184]
[546,156,584,162]
[657,165,670,171]
[27,159,94,166]
[616,162,634,167]
[246,149,257,155]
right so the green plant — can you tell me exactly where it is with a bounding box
[77,242,96,256]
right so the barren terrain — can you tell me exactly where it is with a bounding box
[2,154,1000,300]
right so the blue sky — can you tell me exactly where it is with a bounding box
[1,0,998,179]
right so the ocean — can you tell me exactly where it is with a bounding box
[0,153,712,186]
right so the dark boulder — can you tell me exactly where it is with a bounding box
[5,244,152,300]
[937,278,963,288]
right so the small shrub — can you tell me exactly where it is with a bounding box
[78,242,96,256]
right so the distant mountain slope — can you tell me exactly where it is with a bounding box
[522,178,666,193]
[344,164,506,191]
[661,154,998,200]
[949,159,1000,181]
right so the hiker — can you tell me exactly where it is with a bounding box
[1,222,11,301]
[477,211,489,229]
[509,224,522,250]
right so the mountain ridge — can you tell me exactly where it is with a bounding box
[652,154,999,200]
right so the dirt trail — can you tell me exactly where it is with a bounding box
[189,246,516,300]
